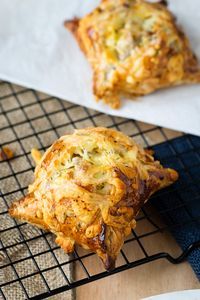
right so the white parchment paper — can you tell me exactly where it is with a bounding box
[0,0,200,135]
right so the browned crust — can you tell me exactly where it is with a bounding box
[158,0,168,6]
[64,18,88,55]
[64,18,80,36]
[9,194,49,231]
[114,167,178,215]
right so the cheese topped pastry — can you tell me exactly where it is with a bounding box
[65,0,200,108]
[9,127,178,270]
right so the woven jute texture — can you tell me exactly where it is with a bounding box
[0,81,182,299]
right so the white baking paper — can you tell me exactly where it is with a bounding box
[0,0,200,135]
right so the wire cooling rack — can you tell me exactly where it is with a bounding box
[0,81,199,299]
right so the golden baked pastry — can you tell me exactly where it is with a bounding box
[65,0,200,108]
[9,127,178,270]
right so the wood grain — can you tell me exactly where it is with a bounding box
[76,259,199,300]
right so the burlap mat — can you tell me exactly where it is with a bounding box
[0,82,181,299]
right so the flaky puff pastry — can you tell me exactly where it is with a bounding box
[65,0,200,108]
[9,127,178,270]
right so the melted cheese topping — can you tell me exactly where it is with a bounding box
[10,127,178,270]
[67,0,200,108]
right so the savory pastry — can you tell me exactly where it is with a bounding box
[9,127,178,270]
[65,0,200,108]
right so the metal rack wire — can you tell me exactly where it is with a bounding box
[0,81,199,299]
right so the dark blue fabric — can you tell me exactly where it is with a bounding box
[151,135,200,279]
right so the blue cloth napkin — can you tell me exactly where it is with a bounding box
[151,134,200,279]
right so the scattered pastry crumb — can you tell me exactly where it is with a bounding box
[0,147,14,161]
[31,148,42,165]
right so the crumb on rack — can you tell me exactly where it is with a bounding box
[31,148,42,165]
[0,147,14,161]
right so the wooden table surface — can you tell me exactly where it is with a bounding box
[76,209,199,300]
[76,259,199,300]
